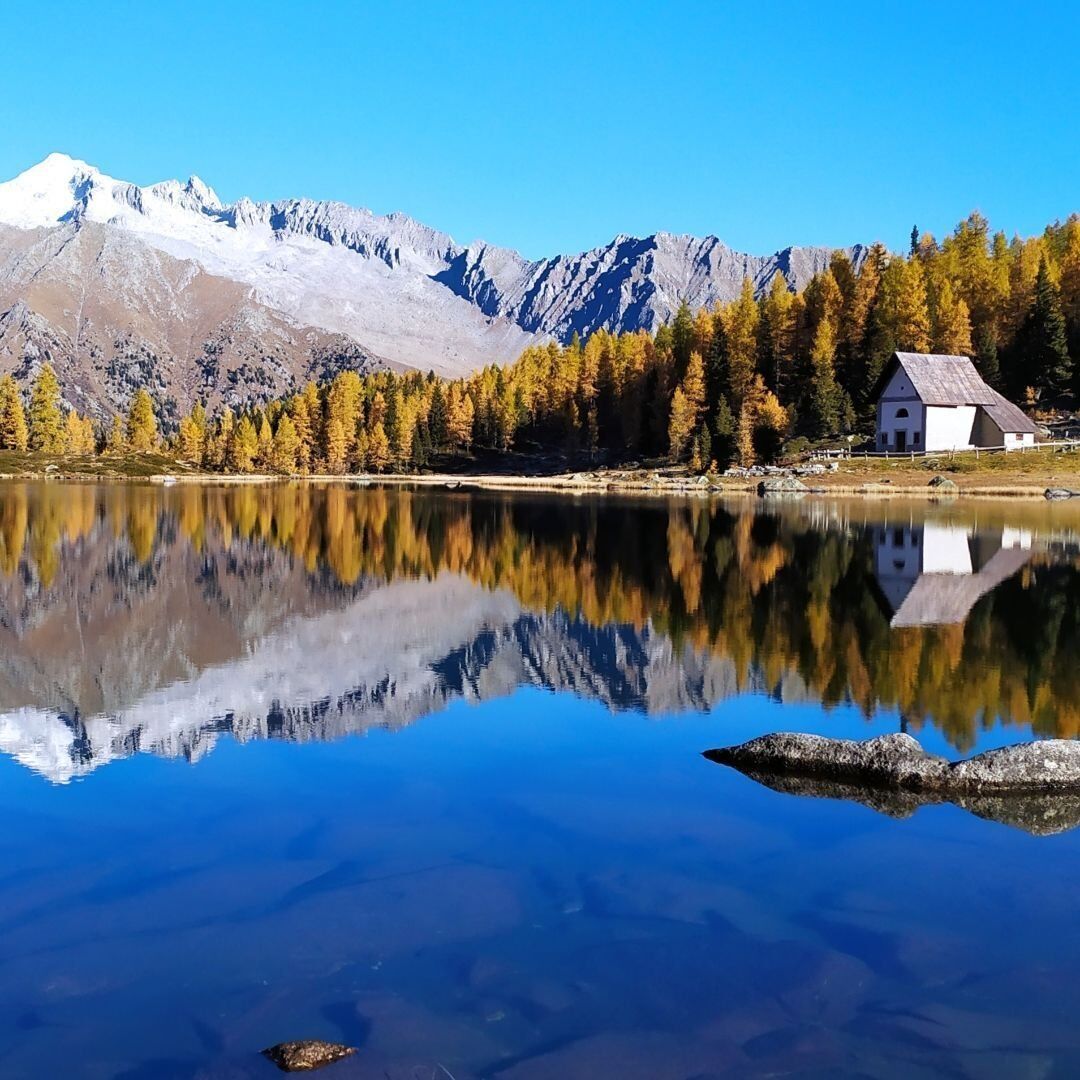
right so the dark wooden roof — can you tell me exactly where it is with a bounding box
[982,390,1040,435]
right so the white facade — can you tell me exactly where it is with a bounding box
[924,404,979,451]
[876,356,1037,453]
[1000,430,1036,450]
[872,522,1035,627]
[876,367,926,451]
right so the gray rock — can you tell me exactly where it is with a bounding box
[928,475,957,489]
[1045,487,1080,500]
[261,1040,357,1072]
[705,732,1080,794]
[757,477,809,496]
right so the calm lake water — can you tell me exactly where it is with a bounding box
[1,482,1080,1079]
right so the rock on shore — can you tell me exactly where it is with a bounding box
[705,732,1080,794]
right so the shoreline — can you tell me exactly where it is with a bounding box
[0,465,1074,500]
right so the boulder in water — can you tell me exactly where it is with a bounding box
[705,732,1080,794]
[261,1040,357,1072]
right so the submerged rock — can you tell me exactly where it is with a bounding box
[705,733,1080,795]
[261,1040,357,1072]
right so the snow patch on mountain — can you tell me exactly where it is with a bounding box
[0,153,863,381]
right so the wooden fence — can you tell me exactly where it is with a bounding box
[810,439,1080,462]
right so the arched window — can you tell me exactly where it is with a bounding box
[895,407,909,419]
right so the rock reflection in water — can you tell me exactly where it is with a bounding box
[705,759,1080,835]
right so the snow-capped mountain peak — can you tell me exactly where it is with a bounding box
[0,152,107,227]
[0,152,861,413]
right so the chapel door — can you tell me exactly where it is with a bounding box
[896,430,907,452]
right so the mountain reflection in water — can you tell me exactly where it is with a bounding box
[0,481,1079,782]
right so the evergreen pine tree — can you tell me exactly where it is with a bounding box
[670,302,695,382]
[806,319,843,438]
[696,424,712,472]
[428,382,449,452]
[973,324,1002,389]
[712,395,736,471]
[1021,256,1071,396]
[704,314,729,416]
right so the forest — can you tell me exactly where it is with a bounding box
[1,481,1078,749]
[1,212,1079,473]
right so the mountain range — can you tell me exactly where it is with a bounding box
[0,153,864,419]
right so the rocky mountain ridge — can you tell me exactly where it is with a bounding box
[0,153,864,418]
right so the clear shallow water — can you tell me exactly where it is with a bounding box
[1,483,1080,1078]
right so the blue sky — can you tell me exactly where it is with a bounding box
[1,1,1076,259]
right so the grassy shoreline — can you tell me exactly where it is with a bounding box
[1,449,1079,500]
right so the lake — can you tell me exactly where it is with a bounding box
[0,481,1079,1079]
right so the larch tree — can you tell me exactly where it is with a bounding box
[126,389,158,452]
[28,364,65,453]
[324,417,348,474]
[893,258,932,352]
[255,413,274,470]
[667,387,696,463]
[667,350,706,461]
[748,378,789,464]
[106,414,126,452]
[759,274,797,404]
[289,394,314,471]
[228,416,258,472]
[271,414,300,473]
[447,387,474,449]
[931,279,974,355]
[0,375,28,451]
[367,421,391,472]
[725,278,760,408]
[177,413,205,464]
[64,411,93,454]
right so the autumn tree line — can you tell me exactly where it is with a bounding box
[1,213,1078,472]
